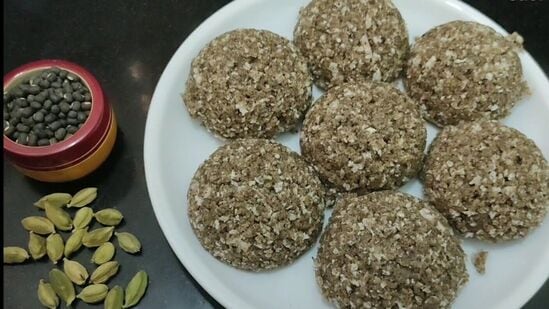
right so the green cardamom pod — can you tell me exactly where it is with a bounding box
[90,260,119,284]
[45,202,73,231]
[77,284,108,303]
[34,192,72,209]
[91,242,116,265]
[37,279,59,309]
[3,246,29,264]
[104,285,124,309]
[115,232,141,254]
[63,258,89,285]
[123,271,148,308]
[82,226,114,248]
[95,208,124,226]
[68,187,98,208]
[28,232,47,260]
[49,268,75,306]
[46,233,64,264]
[21,216,55,235]
[73,207,94,230]
[64,228,87,258]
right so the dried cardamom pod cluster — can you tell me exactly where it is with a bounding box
[3,187,148,308]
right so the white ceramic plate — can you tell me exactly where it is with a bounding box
[144,0,549,308]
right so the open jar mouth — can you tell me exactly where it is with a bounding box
[3,60,109,170]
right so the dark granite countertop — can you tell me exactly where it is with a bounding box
[3,0,548,308]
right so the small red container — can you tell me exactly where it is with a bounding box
[3,60,117,182]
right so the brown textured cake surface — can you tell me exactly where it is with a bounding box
[184,29,312,139]
[315,191,468,308]
[406,21,528,126]
[294,0,409,89]
[424,120,549,241]
[301,81,426,194]
[188,139,326,271]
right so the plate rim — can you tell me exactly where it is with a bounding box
[143,0,549,308]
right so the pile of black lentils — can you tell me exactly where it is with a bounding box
[3,67,92,146]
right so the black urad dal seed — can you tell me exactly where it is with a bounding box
[11,88,24,97]
[16,123,30,133]
[77,112,87,122]
[28,133,38,146]
[21,117,34,126]
[30,101,42,109]
[49,121,62,131]
[71,82,83,91]
[49,93,61,103]
[63,83,72,94]
[71,100,82,110]
[63,93,73,103]
[22,107,34,117]
[44,113,56,123]
[33,112,44,122]
[28,85,40,95]
[59,101,71,113]
[54,128,67,140]
[43,100,52,110]
[18,84,30,94]
[50,105,60,114]
[15,98,28,107]
[67,73,79,81]
[37,138,50,146]
[34,93,46,103]
[67,125,78,134]
[16,133,28,145]
[39,79,50,88]
[9,117,19,126]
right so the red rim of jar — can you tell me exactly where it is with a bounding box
[3,59,109,171]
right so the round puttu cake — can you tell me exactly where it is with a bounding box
[187,139,326,271]
[300,81,426,193]
[294,0,409,89]
[406,21,528,126]
[424,120,549,241]
[183,29,312,139]
[315,191,468,308]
